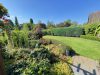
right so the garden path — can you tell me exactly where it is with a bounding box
[71,56,100,75]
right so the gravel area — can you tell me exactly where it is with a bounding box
[71,56,100,75]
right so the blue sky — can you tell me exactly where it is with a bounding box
[0,0,100,24]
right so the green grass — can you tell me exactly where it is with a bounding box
[44,36,100,60]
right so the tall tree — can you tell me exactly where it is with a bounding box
[28,18,34,30]
[0,3,8,18]
[15,16,19,28]
[30,18,33,24]
[64,19,72,27]
[56,20,72,27]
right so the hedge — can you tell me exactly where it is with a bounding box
[80,35,100,42]
[43,26,85,37]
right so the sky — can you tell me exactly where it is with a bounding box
[0,0,100,24]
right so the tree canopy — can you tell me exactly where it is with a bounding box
[0,3,9,29]
[30,18,33,24]
[15,16,19,27]
[0,3,8,18]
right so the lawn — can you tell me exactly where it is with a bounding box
[44,36,100,60]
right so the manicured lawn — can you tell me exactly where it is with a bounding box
[44,36,100,60]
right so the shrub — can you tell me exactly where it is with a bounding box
[0,33,8,46]
[84,23,99,35]
[23,59,51,75]
[43,26,84,37]
[51,61,73,75]
[0,39,6,47]
[46,44,63,56]
[48,39,75,56]
[3,44,74,75]
[14,49,31,60]
[80,35,100,41]
[31,25,43,40]
[2,49,13,60]
[29,40,39,48]
[39,38,52,45]
[5,47,53,75]
[94,25,100,37]
[7,60,28,75]
[30,47,52,61]
[12,30,29,48]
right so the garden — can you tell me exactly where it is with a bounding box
[0,3,100,75]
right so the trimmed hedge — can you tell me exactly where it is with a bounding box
[43,26,85,37]
[80,35,100,42]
